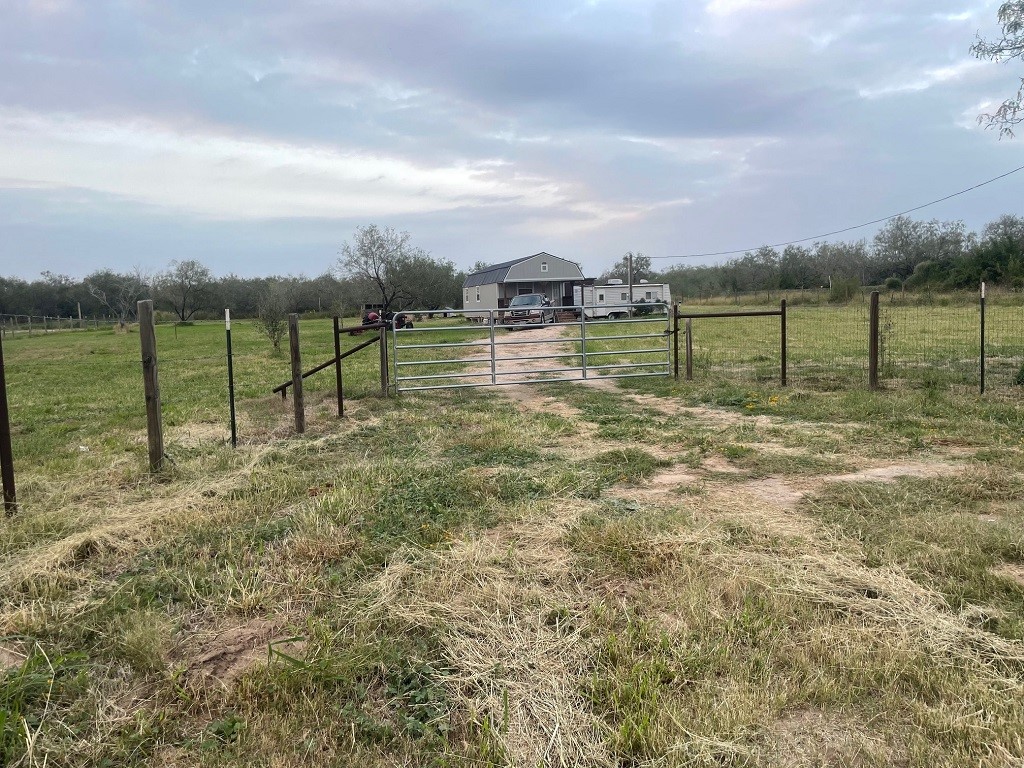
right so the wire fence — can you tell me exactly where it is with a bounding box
[0,313,126,335]
[678,294,1023,391]
[4,298,1022,395]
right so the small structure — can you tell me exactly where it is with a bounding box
[574,279,673,319]
[463,252,585,319]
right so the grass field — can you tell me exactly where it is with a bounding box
[1,314,1024,766]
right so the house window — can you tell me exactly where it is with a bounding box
[476,287,480,302]
[621,292,628,301]
[541,262,548,273]
[645,291,652,300]
[465,289,469,302]
[597,293,605,302]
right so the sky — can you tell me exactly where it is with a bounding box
[0,0,1021,280]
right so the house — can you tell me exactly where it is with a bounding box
[462,252,586,319]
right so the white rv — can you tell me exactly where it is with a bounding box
[573,280,672,319]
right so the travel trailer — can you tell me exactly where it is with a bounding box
[573,280,672,319]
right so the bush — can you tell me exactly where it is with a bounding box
[255,287,288,351]
[828,277,860,303]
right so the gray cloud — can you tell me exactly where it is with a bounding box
[0,0,1018,279]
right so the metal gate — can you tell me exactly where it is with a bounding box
[391,304,672,392]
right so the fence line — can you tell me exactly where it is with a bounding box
[3,302,1021,394]
[0,312,126,335]
[675,289,1022,391]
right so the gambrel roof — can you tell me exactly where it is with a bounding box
[463,252,581,288]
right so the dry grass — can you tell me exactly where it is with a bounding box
[3,332,1024,765]
[364,502,613,767]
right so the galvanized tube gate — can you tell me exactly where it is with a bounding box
[390,304,672,393]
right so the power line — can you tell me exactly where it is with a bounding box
[649,163,1024,260]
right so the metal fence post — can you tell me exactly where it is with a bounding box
[869,291,880,390]
[780,298,787,386]
[0,326,16,514]
[225,309,237,448]
[289,314,305,433]
[138,300,164,471]
[980,282,986,395]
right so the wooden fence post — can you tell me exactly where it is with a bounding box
[138,300,164,471]
[379,325,389,396]
[780,298,787,386]
[672,303,680,379]
[289,314,305,433]
[333,316,344,417]
[685,318,693,381]
[868,291,880,390]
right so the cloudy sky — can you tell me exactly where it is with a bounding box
[0,0,1021,280]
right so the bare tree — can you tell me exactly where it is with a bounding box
[155,260,214,321]
[86,268,150,329]
[972,2,1024,137]
[337,225,424,312]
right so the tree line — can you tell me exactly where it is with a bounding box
[605,214,1024,300]
[3,215,1023,325]
[0,226,466,325]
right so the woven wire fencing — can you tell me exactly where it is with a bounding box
[679,302,869,387]
[788,304,869,388]
[983,300,1024,388]
[880,297,1024,390]
[880,301,978,388]
[675,294,1023,391]
[680,307,784,384]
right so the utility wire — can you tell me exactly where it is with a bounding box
[649,163,1024,260]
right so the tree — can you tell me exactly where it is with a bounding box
[86,268,150,329]
[337,225,428,312]
[972,2,1024,137]
[982,213,1024,246]
[778,245,816,289]
[156,260,214,321]
[336,225,462,312]
[401,255,462,310]
[600,252,657,283]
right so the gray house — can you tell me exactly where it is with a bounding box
[462,252,586,318]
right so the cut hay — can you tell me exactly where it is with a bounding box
[364,505,613,767]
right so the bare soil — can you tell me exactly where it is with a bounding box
[765,708,898,766]
[0,642,25,671]
[186,618,303,689]
[993,562,1024,587]
[823,462,960,483]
